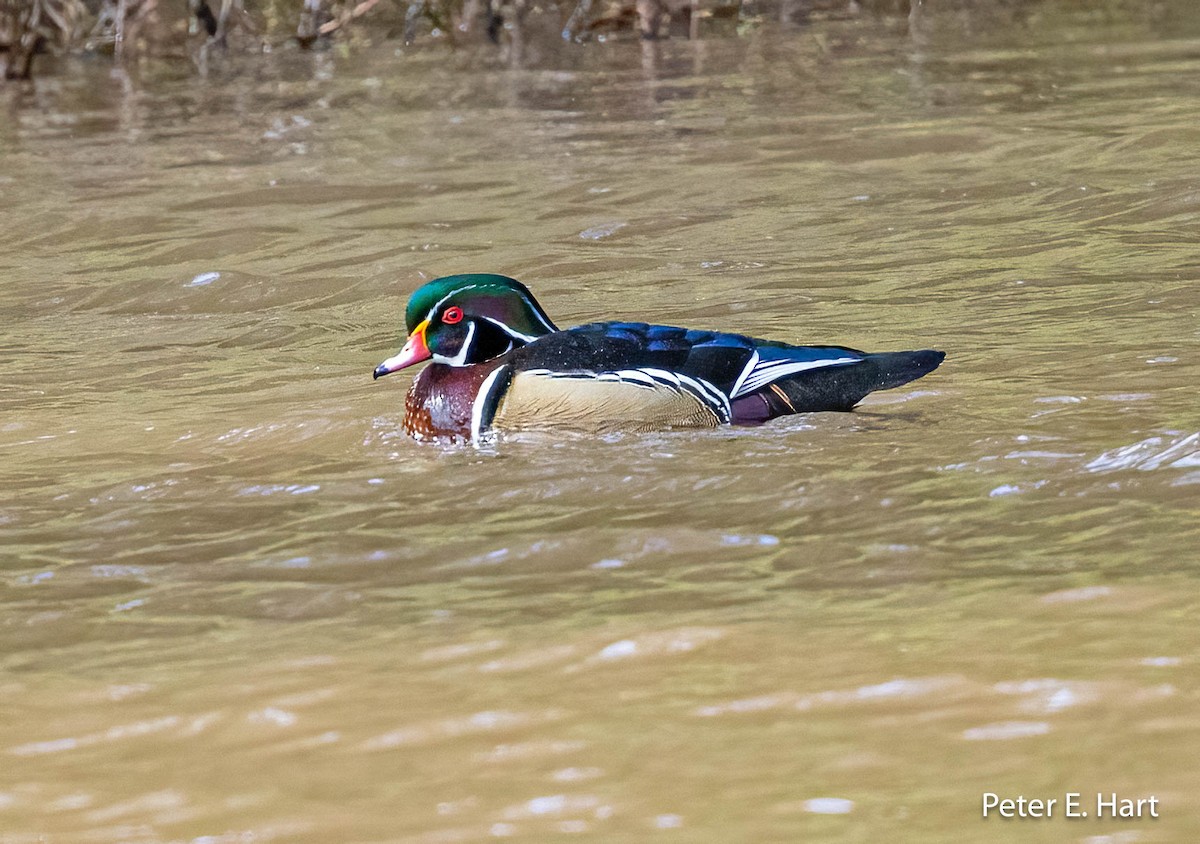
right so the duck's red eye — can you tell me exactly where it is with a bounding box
[443,306,464,324]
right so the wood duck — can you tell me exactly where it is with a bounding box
[373,273,945,443]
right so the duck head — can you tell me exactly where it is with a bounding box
[373,273,558,379]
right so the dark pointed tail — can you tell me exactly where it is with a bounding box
[742,350,945,418]
[862,349,946,392]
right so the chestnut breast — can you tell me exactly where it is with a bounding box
[403,362,502,441]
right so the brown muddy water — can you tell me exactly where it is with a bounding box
[3,5,1200,843]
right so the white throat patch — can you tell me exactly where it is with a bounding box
[432,321,477,367]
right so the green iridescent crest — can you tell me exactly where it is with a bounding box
[404,273,558,339]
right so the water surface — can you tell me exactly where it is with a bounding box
[2,5,1199,842]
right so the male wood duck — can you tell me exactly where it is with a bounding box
[373,273,945,443]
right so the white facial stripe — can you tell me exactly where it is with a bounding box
[481,315,539,344]
[423,284,479,324]
[424,284,555,341]
[432,321,477,367]
[527,305,557,334]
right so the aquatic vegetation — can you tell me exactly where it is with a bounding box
[1,0,161,77]
[0,0,934,79]
[1,0,86,78]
